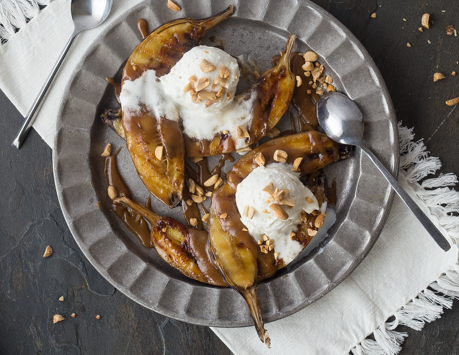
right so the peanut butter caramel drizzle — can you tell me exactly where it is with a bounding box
[272,52,320,132]
[106,77,121,105]
[278,111,296,138]
[291,52,320,131]
[214,132,340,279]
[182,188,203,230]
[185,161,199,182]
[211,184,279,280]
[137,18,149,39]
[211,153,235,177]
[187,229,228,286]
[104,150,154,248]
[196,157,212,188]
[227,131,338,189]
[328,178,337,206]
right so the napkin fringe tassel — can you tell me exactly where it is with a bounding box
[352,123,459,355]
[0,0,53,43]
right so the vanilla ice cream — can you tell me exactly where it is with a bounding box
[120,45,255,149]
[161,45,239,112]
[236,163,321,264]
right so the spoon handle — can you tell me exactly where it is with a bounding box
[12,34,76,149]
[359,144,451,251]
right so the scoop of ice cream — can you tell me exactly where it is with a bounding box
[161,45,240,112]
[235,163,320,264]
[120,45,254,149]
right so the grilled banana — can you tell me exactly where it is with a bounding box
[121,6,235,208]
[184,34,297,157]
[114,196,228,287]
[208,131,340,347]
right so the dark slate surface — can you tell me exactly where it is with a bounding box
[1,0,459,354]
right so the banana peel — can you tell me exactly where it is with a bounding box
[208,131,341,347]
[121,6,235,208]
[110,131,342,347]
[114,196,228,287]
[106,7,297,207]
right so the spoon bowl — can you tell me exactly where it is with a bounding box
[12,0,114,149]
[316,92,364,146]
[317,91,451,251]
[72,0,113,33]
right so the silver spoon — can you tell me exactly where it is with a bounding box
[317,91,451,251]
[12,0,113,149]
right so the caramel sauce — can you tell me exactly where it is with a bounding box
[257,250,280,281]
[187,229,227,286]
[196,157,212,188]
[278,111,297,137]
[291,52,320,131]
[272,52,320,132]
[182,188,203,230]
[185,161,199,182]
[186,154,234,193]
[208,35,226,49]
[106,77,121,105]
[104,150,154,248]
[211,184,279,280]
[137,19,149,39]
[327,178,337,206]
[104,150,226,286]
[211,153,234,178]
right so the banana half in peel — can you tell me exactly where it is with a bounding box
[118,6,296,208]
[208,131,340,347]
[121,6,235,209]
[114,131,341,347]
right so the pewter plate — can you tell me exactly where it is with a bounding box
[53,0,398,327]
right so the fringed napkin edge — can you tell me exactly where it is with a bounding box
[351,123,459,355]
[0,0,54,44]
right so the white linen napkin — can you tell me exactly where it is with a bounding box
[213,165,458,354]
[0,0,145,147]
[1,2,458,354]
[212,126,459,354]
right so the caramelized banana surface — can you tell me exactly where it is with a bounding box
[208,130,340,347]
[121,6,235,208]
[108,131,342,348]
[184,34,297,157]
[115,196,227,287]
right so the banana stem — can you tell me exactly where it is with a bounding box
[114,196,161,226]
[242,287,271,348]
[279,34,297,71]
[199,5,234,33]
